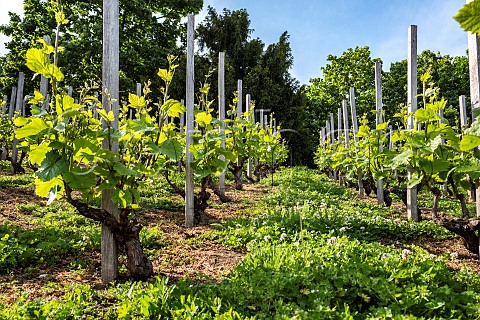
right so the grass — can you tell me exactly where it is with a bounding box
[1,167,479,319]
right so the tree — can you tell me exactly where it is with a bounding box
[194,7,311,166]
[0,0,203,98]
[383,51,469,128]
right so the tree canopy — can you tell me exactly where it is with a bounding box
[0,0,203,97]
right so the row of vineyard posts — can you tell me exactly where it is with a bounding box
[316,23,480,256]
[0,4,287,282]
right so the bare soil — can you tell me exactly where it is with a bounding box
[0,183,268,304]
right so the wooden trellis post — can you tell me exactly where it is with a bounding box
[180,99,185,132]
[185,13,195,228]
[375,61,384,205]
[342,100,349,147]
[40,35,51,111]
[438,108,448,196]
[466,0,480,219]
[329,112,335,143]
[1,95,6,160]
[11,72,24,174]
[407,25,419,221]
[350,86,364,198]
[218,52,226,193]
[337,107,343,144]
[237,80,243,119]
[246,93,253,179]
[101,0,120,283]
[325,121,330,144]
[8,87,16,120]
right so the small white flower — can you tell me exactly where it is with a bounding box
[450,252,459,260]
[263,235,271,242]
[310,289,319,293]
[339,226,348,232]
[402,249,411,260]
[279,233,288,242]
[327,236,337,244]
[360,226,365,230]
[429,254,437,260]
[394,218,401,224]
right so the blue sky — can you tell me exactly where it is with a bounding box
[201,0,468,84]
[0,0,469,85]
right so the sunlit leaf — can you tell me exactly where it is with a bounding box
[459,135,480,151]
[196,112,212,127]
[14,117,49,139]
[454,0,480,34]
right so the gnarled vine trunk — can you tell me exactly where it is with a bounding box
[69,200,153,280]
[434,217,479,255]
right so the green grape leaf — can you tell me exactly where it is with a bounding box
[162,99,185,118]
[408,172,423,188]
[158,139,183,161]
[390,149,412,168]
[376,122,388,131]
[26,48,64,82]
[34,175,63,199]
[63,169,96,192]
[29,90,44,105]
[36,151,69,181]
[196,112,212,127]
[454,0,480,34]
[128,93,146,108]
[459,135,480,151]
[419,158,450,175]
[113,162,140,177]
[157,68,173,82]
[29,142,52,166]
[26,48,49,74]
[14,117,49,139]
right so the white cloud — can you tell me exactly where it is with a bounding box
[0,0,24,56]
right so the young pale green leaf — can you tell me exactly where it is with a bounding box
[454,0,480,34]
[128,93,146,108]
[26,48,48,74]
[408,172,424,188]
[196,112,212,127]
[157,68,173,82]
[56,94,82,114]
[29,90,44,105]
[162,99,185,117]
[26,48,64,81]
[459,135,480,151]
[29,142,52,166]
[34,175,63,199]
[36,38,54,54]
[390,149,412,168]
[14,117,49,139]
[376,122,388,131]
[55,11,69,24]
